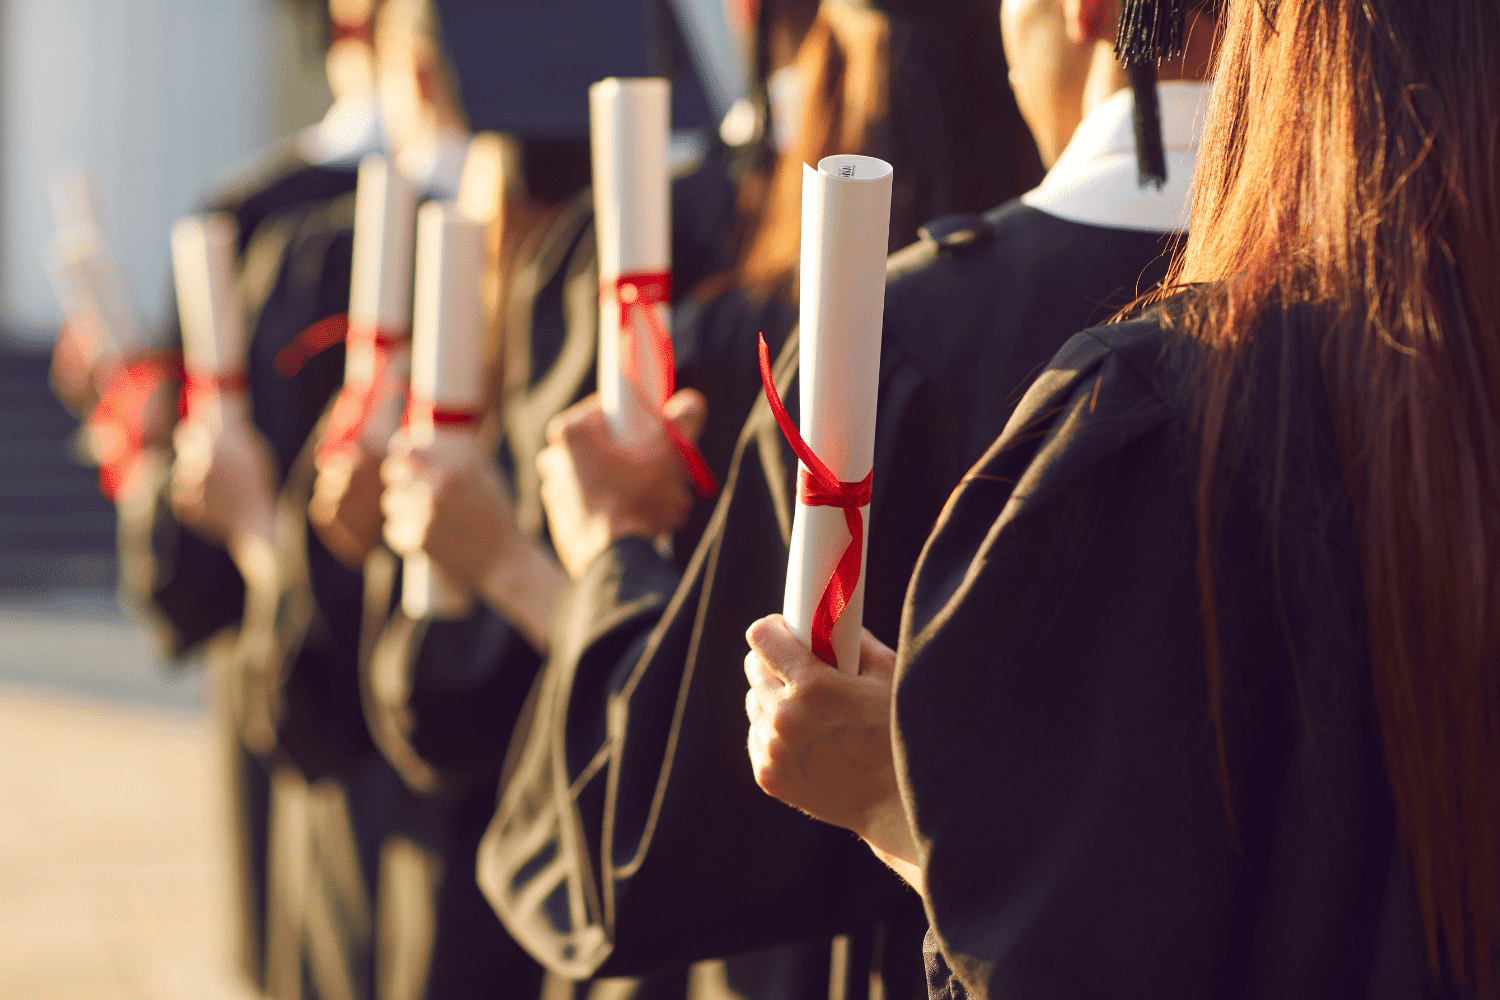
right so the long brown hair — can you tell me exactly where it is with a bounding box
[727,2,1040,300]
[1171,0,1500,988]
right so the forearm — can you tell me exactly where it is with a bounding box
[479,537,568,654]
[225,507,279,595]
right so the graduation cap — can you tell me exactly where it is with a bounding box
[431,0,716,141]
[1115,0,1188,189]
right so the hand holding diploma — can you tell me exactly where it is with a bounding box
[309,155,418,567]
[590,77,717,497]
[742,615,921,890]
[390,200,485,620]
[759,155,893,673]
[168,212,278,588]
[536,389,708,579]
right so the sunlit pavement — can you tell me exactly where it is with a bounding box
[0,589,256,1000]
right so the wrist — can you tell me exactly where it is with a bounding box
[479,535,567,654]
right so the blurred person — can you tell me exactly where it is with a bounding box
[744,0,1500,996]
[309,1,729,998]
[53,4,387,996]
[491,0,1217,994]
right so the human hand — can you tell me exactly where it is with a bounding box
[535,389,708,579]
[309,442,387,568]
[50,316,112,416]
[381,429,566,650]
[744,615,920,880]
[380,429,521,590]
[170,404,278,556]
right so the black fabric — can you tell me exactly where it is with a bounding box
[898,314,1460,999]
[481,203,1177,988]
[432,0,714,139]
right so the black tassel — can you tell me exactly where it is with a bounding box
[1115,0,1188,189]
[1115,0,1189,66]
[1129,62,1168,189]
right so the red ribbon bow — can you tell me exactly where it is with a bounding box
[87,353,176,502]
[757,333,872,669]
[274,312,410,463]
[601,272,718,499]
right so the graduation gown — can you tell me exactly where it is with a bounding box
[480,202,1177,996]
[899,313,1458,1000]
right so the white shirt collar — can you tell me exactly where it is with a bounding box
[396,133,471,201]
[1021,80,1210,234]
[298,94,385,168]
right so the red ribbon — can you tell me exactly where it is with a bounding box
[180,366,249,419]
[87,353,175,502]
[278,313,413,464]
[402,395,484,432]
[757,333,872,669]
[601,272,718,499]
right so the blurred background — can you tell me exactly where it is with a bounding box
[0,1,330,995]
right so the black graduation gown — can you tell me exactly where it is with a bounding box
[481,203,1178,996]
[899,314,1458,1000]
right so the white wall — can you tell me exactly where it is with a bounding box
[0,0,331,344]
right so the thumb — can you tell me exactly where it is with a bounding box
[662,388,708,446]
[745,614,824,682]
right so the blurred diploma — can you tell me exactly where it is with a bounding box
[48,170,142,361]
[590,77,672,448]
[782,155,892,674]
[170,212,275,585]
[346,154,417,451]
[170,213,248,425]
[401,200,486,620]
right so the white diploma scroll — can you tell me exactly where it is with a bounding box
[347,155,418,448]
[589,77,672,447]
[402,200,486,621]
[782,155,893,673]
[170,212,248,421]
[47,170,141,359]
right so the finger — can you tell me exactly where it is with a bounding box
[744,648,787,694]
[662,388,708,445]
[745,615,824,684]
[545,393,602,446]
[385,428,412,457]
[857,629,899,682]
[535,445,566,484]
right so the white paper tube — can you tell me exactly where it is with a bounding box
[782,155,893,673]
[48,169,100,238]
[49,227,142,359]
[590,77,672,448]
[402,200,486,621]
[170,213,247,418]
[46,170,142,358]
[346,155,418,446]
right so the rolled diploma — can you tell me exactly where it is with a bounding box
[347,155,418,448]
[589,77,671,448]
[782,155,892,673]
[402,201,485,621]
[50,228,143,360]
[170,212,248,422]
[47,171,141,359]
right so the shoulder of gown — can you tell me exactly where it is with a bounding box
[898,313,1441,1000]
